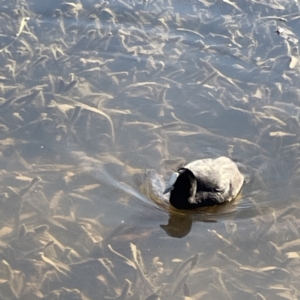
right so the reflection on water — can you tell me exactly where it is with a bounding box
[0,0,300,299]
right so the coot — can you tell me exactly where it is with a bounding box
[163,156,244,209]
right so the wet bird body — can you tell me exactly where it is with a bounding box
[164,156,244,210]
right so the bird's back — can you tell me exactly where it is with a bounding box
[185,156,244,202]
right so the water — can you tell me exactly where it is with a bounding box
[0,0,300,299]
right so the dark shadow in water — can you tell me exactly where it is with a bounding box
[160,200,239,238]
[161,212,210,238]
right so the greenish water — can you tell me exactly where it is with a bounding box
[0,0,300,299]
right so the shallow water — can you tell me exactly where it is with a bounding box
[1,0,300,299]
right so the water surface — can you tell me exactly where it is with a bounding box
[0,0,300,299]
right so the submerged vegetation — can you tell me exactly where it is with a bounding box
[0,0,300,299]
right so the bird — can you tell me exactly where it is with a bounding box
[163,156,244,210]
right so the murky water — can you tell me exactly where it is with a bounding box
[1,0,300,299]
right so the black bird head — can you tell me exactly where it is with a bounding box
[163,168,198,210]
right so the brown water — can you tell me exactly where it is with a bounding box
[0,0,300,299]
